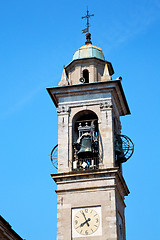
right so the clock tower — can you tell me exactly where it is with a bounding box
[47,22,134,240]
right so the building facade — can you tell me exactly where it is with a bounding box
[0,216,23,240]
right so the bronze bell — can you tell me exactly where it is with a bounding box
[77,135,92,157]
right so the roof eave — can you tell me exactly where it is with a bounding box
[47,80,130,115]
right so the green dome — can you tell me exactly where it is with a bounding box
[73,44,105,61]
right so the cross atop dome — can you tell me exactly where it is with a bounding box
[82,7,94,44]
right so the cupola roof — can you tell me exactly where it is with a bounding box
[73,43,105,61]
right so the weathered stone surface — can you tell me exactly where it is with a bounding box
[65,58,114,85]
[47,80,130,173]
[47,66,130,240]
[52,169,129,240]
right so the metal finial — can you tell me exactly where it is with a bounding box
[82,6,94,34]
[85,32,92,44]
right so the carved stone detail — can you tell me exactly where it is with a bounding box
[100,100,113,110]
[57,105,70,114]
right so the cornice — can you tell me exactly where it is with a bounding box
[47,80,130,116]
[51,168,129,197]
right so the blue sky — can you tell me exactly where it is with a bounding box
[0,0,160,239]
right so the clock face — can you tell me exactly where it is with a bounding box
[72,206,102,238]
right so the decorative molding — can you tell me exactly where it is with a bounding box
[57,105,71,115]
[100,100,113,110]
[52,168,129,197]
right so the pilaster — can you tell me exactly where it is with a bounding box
[57,105,70,172]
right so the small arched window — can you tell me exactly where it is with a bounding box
[83,69,89,83]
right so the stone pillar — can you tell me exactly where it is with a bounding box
[99,99,114,168]
[57,105,70,173]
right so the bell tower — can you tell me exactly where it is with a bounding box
[47,17,134,239]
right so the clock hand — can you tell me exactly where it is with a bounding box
[75,218,91,230]
[82,212,87,220]
[80,218,91,227]
[82,212,90,226]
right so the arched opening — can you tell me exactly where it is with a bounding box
[72,110,99,170]
[83,69,89,83]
